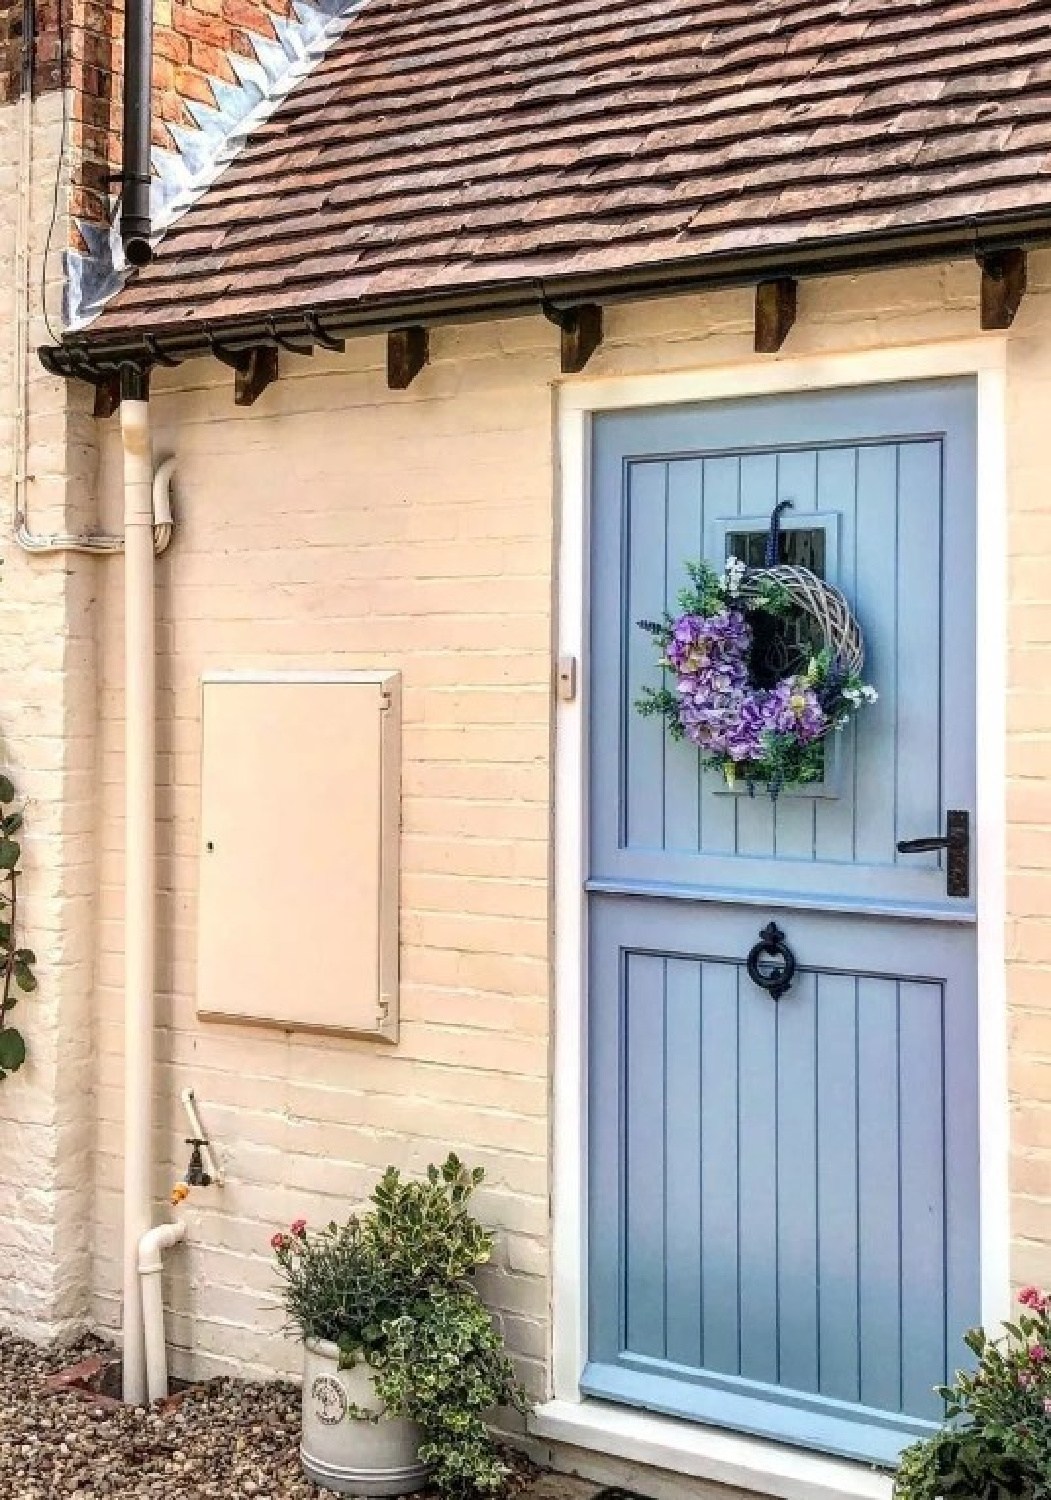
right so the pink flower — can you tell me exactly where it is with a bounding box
[1044,1397,1051,1415]
[1019,1286,1048,1311]
[1018,1370,1035,1389]
[271,1232,290,1251]
[1031,1345,1047,1363]
[290,1218,307,1238]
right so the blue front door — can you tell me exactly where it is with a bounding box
[585,381,980,1467]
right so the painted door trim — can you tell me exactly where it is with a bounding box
[538,338,1009,1495]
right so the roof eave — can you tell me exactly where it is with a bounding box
[40,208,1051,380]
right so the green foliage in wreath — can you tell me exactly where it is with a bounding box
[637,559,876,796]
[272,1154,530,1497]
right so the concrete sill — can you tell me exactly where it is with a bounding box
[529,1399,895,1500]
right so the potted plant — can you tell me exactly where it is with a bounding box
[895,1286,1051,1500]
[271,1153,530,1497]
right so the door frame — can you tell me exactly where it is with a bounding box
[539,339,1009,1494]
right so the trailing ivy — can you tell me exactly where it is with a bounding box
[0,775,35,1079]
[272,1155,530,1496]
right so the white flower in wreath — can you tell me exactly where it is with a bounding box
[723,556,747,598]
[842,684,879,707]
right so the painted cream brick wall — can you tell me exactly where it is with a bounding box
[83,259,1051,1415]
[0,92,100,1336]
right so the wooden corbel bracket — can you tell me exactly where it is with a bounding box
[211,343,279,407]
[387,326,429,389]
[542,300,604,374]
[754,278,798,354]
[979,249,1027,331]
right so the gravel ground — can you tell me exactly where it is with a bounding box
[0,1329,542,1500]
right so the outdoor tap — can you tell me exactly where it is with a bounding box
[184,1139,213,1188]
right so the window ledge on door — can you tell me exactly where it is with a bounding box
[529,1400,895,1500]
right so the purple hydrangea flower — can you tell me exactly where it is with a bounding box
[759,678,827,743]
[665,605,828,770]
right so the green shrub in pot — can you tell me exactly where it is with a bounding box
[273,1154,530,1496]
[895,1287,1051,1500]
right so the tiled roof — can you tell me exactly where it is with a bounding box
[85,0,1051,340]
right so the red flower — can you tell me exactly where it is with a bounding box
[291,1218,308,1238]
[271,1232,290,1251]
[1019,1286,1048,1311]
[1031,1344,1047,1363]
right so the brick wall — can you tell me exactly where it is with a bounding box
[89,320,558,1386]
[75,0,300,228]
[80,264,1051,1426]
[0,90,102,1337]
[1,0,297,227]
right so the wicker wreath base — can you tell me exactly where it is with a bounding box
[739,564,865,677]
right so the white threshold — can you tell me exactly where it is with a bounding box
[530,1399,895,1500]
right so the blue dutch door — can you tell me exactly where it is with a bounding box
[585,381,980,1466]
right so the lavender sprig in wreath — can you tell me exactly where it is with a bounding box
[637,559,877,797]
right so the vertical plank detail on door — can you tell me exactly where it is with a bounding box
[857,978,903,1413]
[625,952,667,1357]
[615,946,955,1422]
[895,444,944,866]
[665,959,703,1367]
[776,968,819,1394]
[618,439,947,874]
[816,972,861,1402]
[624,463,668,852]
[698,959,740,1375]
[899,981,948,1420]
[588,384,980,1465]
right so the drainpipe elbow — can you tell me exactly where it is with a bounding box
[152,456,176,554]
[138,1219,187,1277]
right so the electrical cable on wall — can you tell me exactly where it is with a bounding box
[12,0,175,557]
[39,0,69,345]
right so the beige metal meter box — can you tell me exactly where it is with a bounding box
[197,672,401,1039]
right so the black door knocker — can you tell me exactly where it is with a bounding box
[746,922,797,1001]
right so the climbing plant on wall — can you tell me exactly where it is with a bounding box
[0,775,35,1078]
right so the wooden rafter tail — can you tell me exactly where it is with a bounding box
[980,249,1027,331]
[387,326,429,389]
[754,278,797,354]
[560,304,603,374]
[93,374,122,419]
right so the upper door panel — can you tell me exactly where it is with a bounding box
[589,381,977,914]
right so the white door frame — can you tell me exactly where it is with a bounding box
[537,339,1010,1500]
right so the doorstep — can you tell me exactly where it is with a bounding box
[529,1400,895,1500]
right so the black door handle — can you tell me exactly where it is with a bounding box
[896,810,970,898]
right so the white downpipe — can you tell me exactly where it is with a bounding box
[138,1220,187,1403]
[122,395,157,1406]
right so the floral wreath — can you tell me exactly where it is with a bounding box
[637,503,878,797]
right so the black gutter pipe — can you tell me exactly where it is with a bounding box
[22,0,34,96]
[37,207,1051,382]
[120,0,154,268]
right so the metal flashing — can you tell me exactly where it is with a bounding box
[63,0,371,331]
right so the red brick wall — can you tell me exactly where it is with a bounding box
[84,0,296,225]
[2,0,293,226]
[0,0,64,105]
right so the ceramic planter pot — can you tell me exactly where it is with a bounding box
[300,1337,429,1496]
